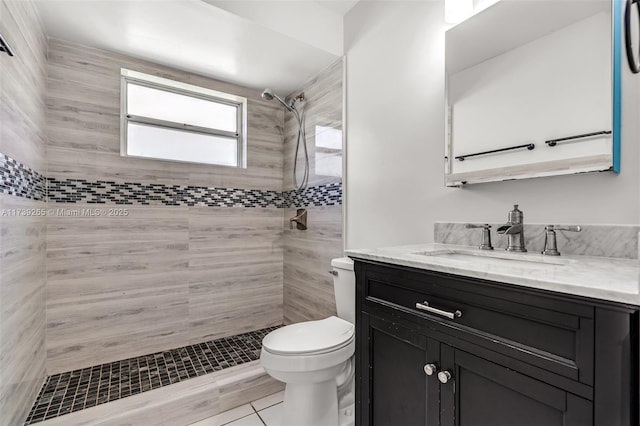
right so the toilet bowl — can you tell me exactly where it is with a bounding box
[260,257,355,426]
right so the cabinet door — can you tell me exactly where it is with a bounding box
[439,345,592,426]
[358,313,440,426]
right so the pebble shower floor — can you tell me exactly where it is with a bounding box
[24,326,280,425]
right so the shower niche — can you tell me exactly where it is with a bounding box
[444,0,621,187]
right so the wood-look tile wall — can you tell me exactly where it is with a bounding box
[0,1,48,424]
[45,40,285,374]
[46,211,283,375]
[47,39,284,190]
[283,60,344,324]
[283,60,344,191]
[283,206,343,324]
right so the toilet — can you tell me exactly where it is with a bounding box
[260,257,355,426]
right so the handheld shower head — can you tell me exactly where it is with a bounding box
[261,88,274,101]
[261,88,293,112]
[262,87,309,191]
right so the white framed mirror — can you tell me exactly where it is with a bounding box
[444,0,621,187]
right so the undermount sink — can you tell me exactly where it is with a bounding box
[413,249,568,267]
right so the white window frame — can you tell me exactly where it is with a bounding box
[120,69,248,168]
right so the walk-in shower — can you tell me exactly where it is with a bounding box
[261,88,309,190]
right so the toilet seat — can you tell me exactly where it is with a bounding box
[262,316,354,356]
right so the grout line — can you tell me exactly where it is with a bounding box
[255,411,268,426]
[220,412,262,426]
[251,398,283,426]
[252,399,282,413]
[263,401,283,411]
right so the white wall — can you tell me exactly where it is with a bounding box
[344,0,640,250]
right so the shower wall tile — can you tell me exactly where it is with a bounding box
[47,177,284,207]
[45,204,191,373]
[43,37,343,374]
[283,60,343,191]
[187,207,283,343]
[0,1,47,172]
[0,195,47,426]
[0,1,48,425]
[282,60,344,324]
[45,40,287,373]
[45,205,284,374]
[283,206,343,324]
[46,38,284,191]
[0,153,47,200]
[282,182,342,207]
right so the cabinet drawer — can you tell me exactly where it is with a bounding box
[357,261,594,386]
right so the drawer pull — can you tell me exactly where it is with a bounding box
[415,301,462,320]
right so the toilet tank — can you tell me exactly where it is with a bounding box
[331,257,355,325]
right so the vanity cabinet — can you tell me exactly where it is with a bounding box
[354,259,639,426]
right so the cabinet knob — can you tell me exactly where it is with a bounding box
[437,370,452,384]
[423,363,438,376]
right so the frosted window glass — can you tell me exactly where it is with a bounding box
[315,125,343,177]
[127,122,237,166]
[315,126,343,149]
[127,83,238,132]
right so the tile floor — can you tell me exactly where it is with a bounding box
[189,391,284,426]
[25,326,280,425]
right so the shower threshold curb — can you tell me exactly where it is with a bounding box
[32,361,283,426]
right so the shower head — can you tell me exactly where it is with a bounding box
[261,88,294,112]
[261,88,274,101]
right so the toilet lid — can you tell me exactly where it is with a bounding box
[262,316,354,355]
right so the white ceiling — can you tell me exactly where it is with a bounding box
[315,0,360,15]
[204,0,345,56]
[34,0,356,95]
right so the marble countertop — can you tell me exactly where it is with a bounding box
[345,243,640,305]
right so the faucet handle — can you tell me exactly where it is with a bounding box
[541,225,581,256]
[549,225,581,232]
[465,223,490,229]
[465,223,493,250]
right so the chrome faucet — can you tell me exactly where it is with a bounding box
[497,204,527,252]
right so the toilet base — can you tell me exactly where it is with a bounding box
[283,380,338,426]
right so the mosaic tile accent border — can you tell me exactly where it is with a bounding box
[47,179,343,208]
[47,178,286,208]
[1,152,342,208]
[24,326,280,425]
[0,154,46,201]
[283,182,343,207]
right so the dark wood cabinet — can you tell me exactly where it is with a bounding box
[354,259,639,426]
[359,313,440,426]
[442,346,592,426]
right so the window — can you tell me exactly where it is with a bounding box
[120,69,247,167]
[315,125,343,177]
